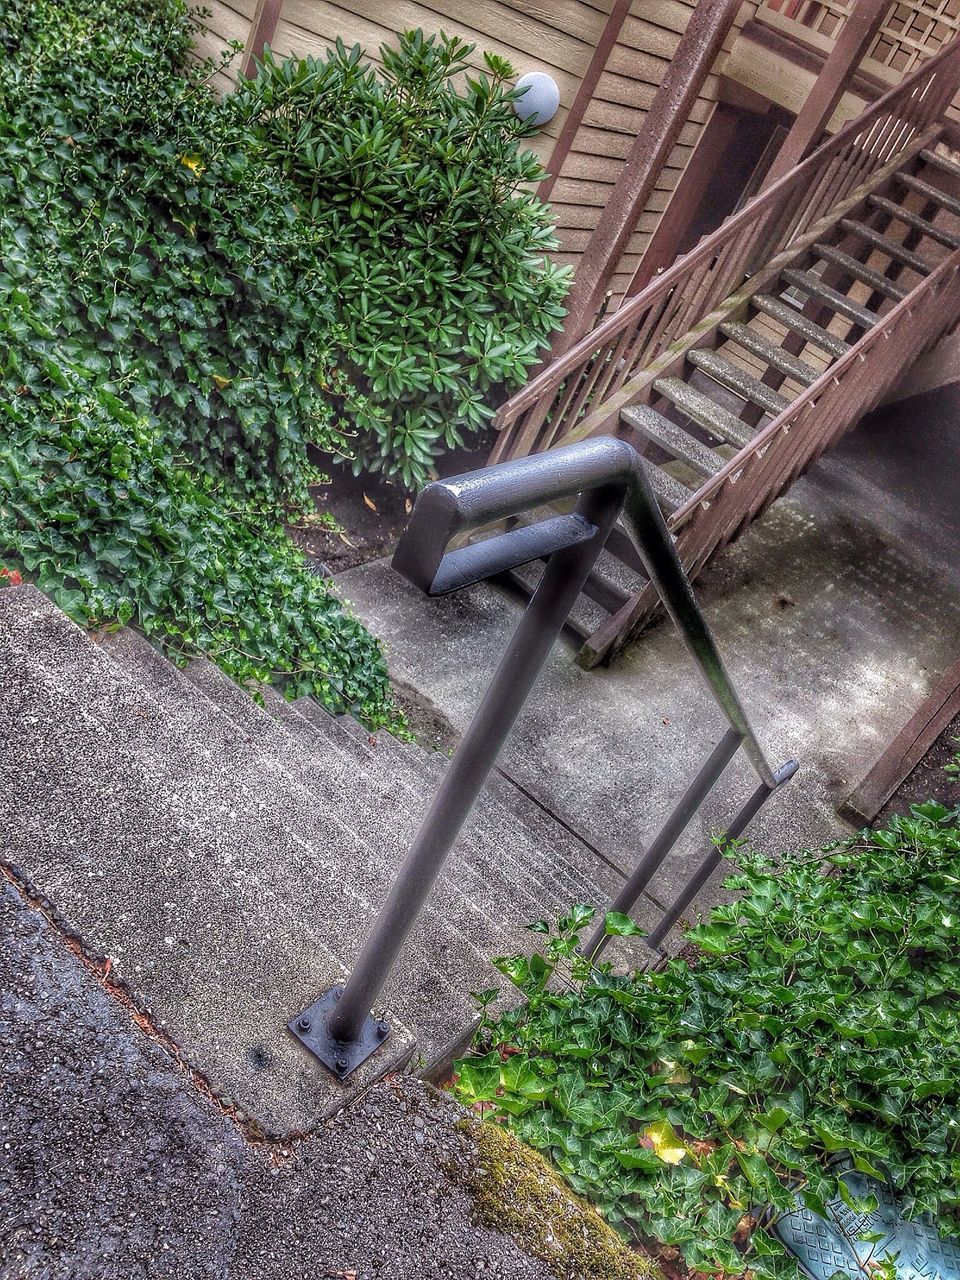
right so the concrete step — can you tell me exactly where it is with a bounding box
[867,193,960,250]
[0,589,662,1129]
[653,376,754,449]
[687,349,792,417]
[193,653,630,934]
[104,635,618,1008]
[620,403,724,478]
[95,609,661,994]
[750,292,851,359]
[779,268,881,330]
[812,241,908,301]
[0,588,395,1135]
[717,321,821,387]
[837,218,934,276]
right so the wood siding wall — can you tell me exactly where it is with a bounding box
[191,0,758,296]
[544,1,757,299]
[192,0,256,92]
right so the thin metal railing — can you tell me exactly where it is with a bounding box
[289,437,797,1080]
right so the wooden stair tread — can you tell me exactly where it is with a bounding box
[867,194,960,250]
[750,293,851,358]
[837,218,934,276]
[640,457,693,516]
[687,348,792,417]
[718,321,821,387]
[652,377,754,450]
[896,170,960,220]
[620,404,724,478]
[812,242,908,301]
[780,268,881,330]
[919,146,960,182]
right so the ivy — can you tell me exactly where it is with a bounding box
[0,0,399,728]
[454,804,960,1277]
[0,328,401,728]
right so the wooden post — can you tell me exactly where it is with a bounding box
[242,0,284,80]
[538,0,632,202]
[546,0,744,357]
[760,0,890,189]
[840,654,960,826]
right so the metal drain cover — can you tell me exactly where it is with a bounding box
[774,1171,960,1280]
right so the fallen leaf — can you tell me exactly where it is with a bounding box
[179,153,206,176]
[337,532,356,547]
[404,497,413,514]
[643,1120,688,1165]
[362,493,378,513]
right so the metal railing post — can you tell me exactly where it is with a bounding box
[644,758,799,952]
[290,481,627,1078]
[579,727,743,962]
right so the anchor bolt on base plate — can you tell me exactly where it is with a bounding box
[287,986,391,1081]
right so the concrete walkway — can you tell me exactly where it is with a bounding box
[337,390,960,918]
[0,878,643,1280]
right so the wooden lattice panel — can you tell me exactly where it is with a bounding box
[758,0,960,83]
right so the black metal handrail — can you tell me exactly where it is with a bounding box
[290,437,797,1080]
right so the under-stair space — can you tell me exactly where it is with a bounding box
[495,141,960,656]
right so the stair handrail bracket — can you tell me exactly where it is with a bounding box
[289,437,797,1082]
[492,36,960,464]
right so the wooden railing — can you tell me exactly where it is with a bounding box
[492,37,960,465]
[582,247,960,662]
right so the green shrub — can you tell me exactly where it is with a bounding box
[234,31,571,489]
[0,322,401,728]
[1,0,348,512]
[454,806,960,1277]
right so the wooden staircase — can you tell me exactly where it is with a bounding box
[491,43,960,667]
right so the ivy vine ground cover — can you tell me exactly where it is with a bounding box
[0,0,568,722]
[454,803,960,1279]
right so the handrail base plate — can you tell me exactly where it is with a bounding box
[288,986,391,1081]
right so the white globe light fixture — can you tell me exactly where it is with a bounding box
[513,71,560,127]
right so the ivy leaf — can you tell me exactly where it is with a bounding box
[643,1120,688,1165]
[603,911,645,937]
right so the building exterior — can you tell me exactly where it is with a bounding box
[196,0,958,299]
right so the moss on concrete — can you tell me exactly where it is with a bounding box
[455,1117,662,1280]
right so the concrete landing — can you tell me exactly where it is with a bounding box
[337,400,960,915]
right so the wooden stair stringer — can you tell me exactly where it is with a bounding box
[577,241,960,669]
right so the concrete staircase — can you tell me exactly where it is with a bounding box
[0,583,665,1135]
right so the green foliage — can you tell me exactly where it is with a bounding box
[1,0,348,511]
[0,0,399,727]
[454,805,960,1277]
[234,31,570,488]
[946,738,960,782]
[0,327,401,728]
